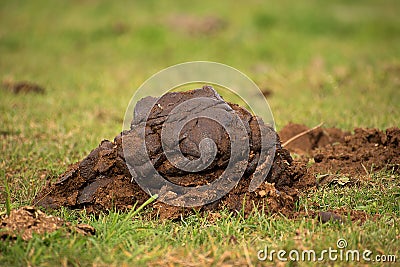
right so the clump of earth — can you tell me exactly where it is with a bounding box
[34,86,300,219]
[0,206,94,241]
[32,86,400,221]
[280,123,400,189]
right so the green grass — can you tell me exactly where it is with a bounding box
[1,0,399,265]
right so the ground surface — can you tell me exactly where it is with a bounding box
[1,0,399,266]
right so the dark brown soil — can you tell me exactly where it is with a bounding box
[2,79,45,94]
[34,86,301,220]
[33,88,400,221]
[279,123,349,155]
[298,208,370,225]
[280,124,400,188]
[310,127,400,176]
[0,206,94,241]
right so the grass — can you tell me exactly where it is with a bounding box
[1,169,11,216]
[1,0,399,265]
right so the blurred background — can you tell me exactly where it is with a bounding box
[1,0,399,162]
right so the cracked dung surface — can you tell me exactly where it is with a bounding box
[34,86,300,219]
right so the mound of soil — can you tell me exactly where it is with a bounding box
[0,206,94,241]
[33,87,400,220]
[34,86,302,219]
[279,124,400,188]
[310,127,400,176]
[279,123,349,155]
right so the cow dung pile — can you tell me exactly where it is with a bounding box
[33,86,400,220]
[34,86,302,219]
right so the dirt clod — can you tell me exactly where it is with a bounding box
[2,79,45,94]
[318,211,344,223]
[0,206,95,241]
[317,208,369,225]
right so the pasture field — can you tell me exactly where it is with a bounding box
[1,0,399,266]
